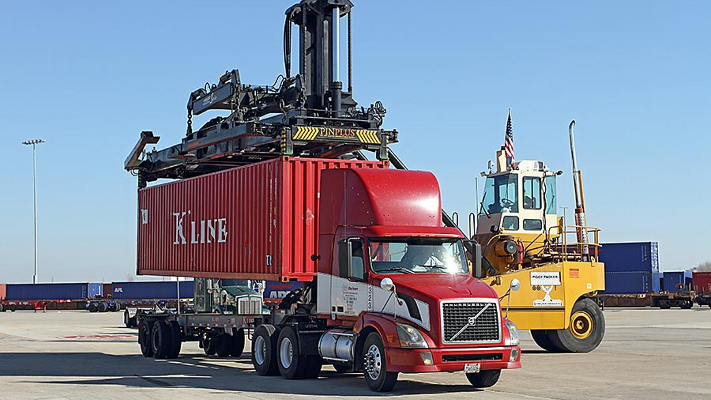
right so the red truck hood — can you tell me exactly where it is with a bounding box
[383,273,498,300]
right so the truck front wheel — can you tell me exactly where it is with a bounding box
[362,332,398,392]
[548,298,605,353]
[252,324,280,376]
[466,369,501,388]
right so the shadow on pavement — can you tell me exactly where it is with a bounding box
[3,352,479,396]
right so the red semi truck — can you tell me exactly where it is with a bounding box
[133,157,521,391]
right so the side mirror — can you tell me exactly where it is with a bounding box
[510,278,521,292]
[472,242,482,278]
[380,277,395,292]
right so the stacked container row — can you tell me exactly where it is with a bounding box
[598,242,659,294]
[693,271,711,294]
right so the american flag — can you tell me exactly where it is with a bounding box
[504,109,514,167]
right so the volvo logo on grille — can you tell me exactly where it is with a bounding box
[449,303,491,342]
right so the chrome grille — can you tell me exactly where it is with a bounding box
[441,300,500,344]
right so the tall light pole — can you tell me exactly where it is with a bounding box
[23,139,46,284]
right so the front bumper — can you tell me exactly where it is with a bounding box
[386,344,522,373]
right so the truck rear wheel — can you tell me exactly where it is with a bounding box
[466,370,501,388]
[548,298,605,353]
[277,326,307,379]
[252,324,280,376]
[230,328,245,357]
[530,330,558,352]
[167,321,182,359]
[151,320,171,359]
[363,332,398,392]
[138,322,153,357]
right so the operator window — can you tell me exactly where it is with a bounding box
[523,219,543,231]
[502,216,519,230]
[544,175,557,214]
[523,177,541,210]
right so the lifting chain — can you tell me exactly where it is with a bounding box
[186,109,193,135]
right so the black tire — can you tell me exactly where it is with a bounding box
[216,335,232,357]
[138,322,154,357]
[201,335,216,356]
[111,302,121,312]
[681,301,693,309]
[98,302,109,313]
[88,302,98,313]
[277,326,305,379]
[230,328,245,357]
[548,298,605,353]
[252,324,280,376]
[151,320,171,359]
[333,364,350,373]
[530,330,559,352]
[123,311,132,328]
[130,317,138,328]
[303,356,323,379]
[0,304,4,312]
[362,332,398,392]
[466,370,501,388]
[659,299,671,309]
[167,321,182,359]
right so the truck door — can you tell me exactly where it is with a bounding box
[331,237,369,317]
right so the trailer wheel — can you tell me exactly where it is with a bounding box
[216,335,232,357]
[0,303,4,312]
[230,328,245,357]
[548,298,605,353]
[167,321,182,359]
[111,302,121,312]
[466,369,501,388]
[362,332,398,392]
[530,330,558,352]
[201,335,216,356]
[151,320,171,359]
[252,324,280,376]
[681,301,693,309]
[88,302,98,313]
[138,322,154,357]
[659,300,671,309]
[98,302,109,313]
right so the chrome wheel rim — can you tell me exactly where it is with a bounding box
[254,335,266,365]
[279,337,293,368]
[364,344,382,381]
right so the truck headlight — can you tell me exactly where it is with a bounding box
[396,323,428,348]
[504,320,520,346]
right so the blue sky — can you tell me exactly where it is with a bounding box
[1,0,709,283]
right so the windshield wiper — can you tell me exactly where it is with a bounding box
[377,267,415,274]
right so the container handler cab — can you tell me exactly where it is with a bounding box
[124,0,521,392]
[472,121,606,353]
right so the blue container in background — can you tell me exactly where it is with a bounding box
[5,283,95,301]
[652,272,661,293]
[662,272,685,292]
[263,281,302,300]
[602,271,658,294]
[111,280,194,300]
[87,283,103,298]
[598,242,659,273]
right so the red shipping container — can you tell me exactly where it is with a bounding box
[692,271,711,294]
[0,283,6,300]
[137,157,387,281]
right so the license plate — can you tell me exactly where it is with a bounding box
[464,363,480,373]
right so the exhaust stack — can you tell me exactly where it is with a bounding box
[568,120,589,260]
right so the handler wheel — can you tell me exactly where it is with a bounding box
[151,320,172,359]
[230,328,245,357]
[138,321,154,357]
[531,330,558,352]
[252,324,280,376]
[466,369,501,388]
[548,298,605,353]
[362,332,398,392]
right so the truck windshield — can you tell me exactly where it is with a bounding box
[369,238,469,275]
[480,174,518,215]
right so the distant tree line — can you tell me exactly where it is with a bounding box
[697,261,711,272]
